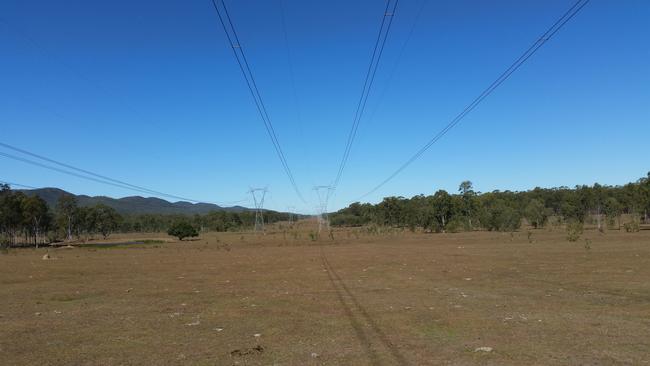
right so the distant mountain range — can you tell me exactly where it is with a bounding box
[18,188,250,215]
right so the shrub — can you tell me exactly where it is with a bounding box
[566,221,583,242]
[624,221,640,233]
[0,234,9,249]
[330,214,367,227]
[167,222,198,241]
[479,201,522,232]
[308,231,318,241]
[446,217,466,233]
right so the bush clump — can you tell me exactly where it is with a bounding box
[566,221,583,242]
[623,221,640,233]
[167,222,199,241]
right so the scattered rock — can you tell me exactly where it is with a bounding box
[474,346,493,353]
[311,352,320,358]
[126,288,133,293]
[42,253,51,260]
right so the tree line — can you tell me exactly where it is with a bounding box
[331,173,650,233]
[0,184,291,247]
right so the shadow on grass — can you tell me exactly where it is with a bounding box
[321,247,410,366]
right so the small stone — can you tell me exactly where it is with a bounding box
[474,346,493,353]
[311,352,320,358]
[35,312,41,316]
[253,333,261,338]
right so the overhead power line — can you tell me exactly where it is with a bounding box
[0,179,38,190]
[209,0,307,205]
[0,144,248,206]
[359,0,591,199]
[333,0,400,190]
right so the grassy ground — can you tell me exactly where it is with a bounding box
[1,224,649,365]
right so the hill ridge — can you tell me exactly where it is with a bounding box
[18,187,250,215]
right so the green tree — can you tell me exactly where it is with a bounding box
[591,183,606,230]
[0,186,25,246]
[431,190,454,232]
[458,181,476,229]
[524,199,548,229]
[603,197,622,229]
[479,198,521,232]
[75,206,96,241]
[167,221,198,241]
[56,194,77,240]
[21,195,49,247]
[92,204,121,239]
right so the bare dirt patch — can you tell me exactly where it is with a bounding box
[1,226,649,365]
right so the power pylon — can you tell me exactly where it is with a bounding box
[248,187,268,233]
[313,185,334,233]
[287,206,296,225]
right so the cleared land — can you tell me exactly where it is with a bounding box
[1,225,649,365]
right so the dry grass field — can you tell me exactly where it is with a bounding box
[1,223,649,365]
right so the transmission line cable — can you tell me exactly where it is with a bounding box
[0,148,247,206]
[0,179,38,190]
[333,0,400,190]
[209,0,307,204]
[366,0,427,125]
[359,0,590,199]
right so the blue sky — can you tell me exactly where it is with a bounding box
[1,0,649,213]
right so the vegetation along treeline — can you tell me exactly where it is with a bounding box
[2,173,648,247]
[331,173,650,234]
[0,184,292,247]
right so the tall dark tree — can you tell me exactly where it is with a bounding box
[458,181,476,229]
[21,195,49,247]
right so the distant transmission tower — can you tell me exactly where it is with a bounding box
[287,206,296,225]
[248,187,268,233]
[313,185,334,233]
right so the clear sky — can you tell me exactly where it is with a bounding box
[1,0,649,213]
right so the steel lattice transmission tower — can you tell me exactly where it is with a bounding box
[287,206,296,225]
[313,185,334,233]
[248,188,268,233]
